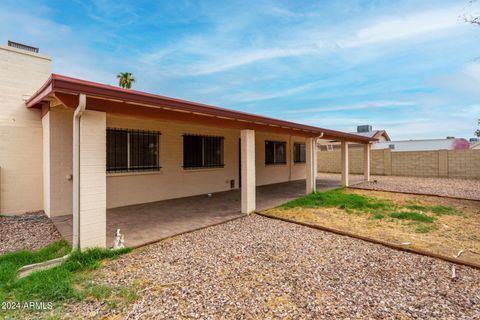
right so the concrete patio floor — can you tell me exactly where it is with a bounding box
[52,175,353,248]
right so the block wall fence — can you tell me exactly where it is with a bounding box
[317,148,480,178]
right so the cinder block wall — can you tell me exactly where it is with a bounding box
[317,148,480,178]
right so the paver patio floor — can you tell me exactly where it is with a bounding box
[53,176,348,247]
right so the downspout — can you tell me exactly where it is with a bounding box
[288,135,292,181]
[72,94,86,250]
[312,132,324,191]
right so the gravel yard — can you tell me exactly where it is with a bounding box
[319,173,480,200]
[0,211,61,254]
[69,215,480,319]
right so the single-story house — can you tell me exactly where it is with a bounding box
[373,138,471,151]
[471,141,480,150]
[0,43,374,249]
[318,125,390,151]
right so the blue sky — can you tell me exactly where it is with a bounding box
[1,0,479,140]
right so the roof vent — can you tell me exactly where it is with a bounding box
[8,41,39,53]
[357,125,372,133]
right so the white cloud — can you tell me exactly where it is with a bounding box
[284,100,416,113]
[186,45,320,76]
[339,7,464,48]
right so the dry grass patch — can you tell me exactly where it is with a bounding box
[264,188,480,265]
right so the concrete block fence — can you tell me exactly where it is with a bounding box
[317,148,480,178]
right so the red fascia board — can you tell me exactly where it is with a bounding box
[26,74,376,143]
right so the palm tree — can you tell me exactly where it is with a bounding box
[117,72,135,89]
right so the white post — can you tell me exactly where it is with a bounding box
[79,110,106,248]
[363,143,371,182]
[241,129,256,214]
[306,137,317,193]
[341,141,349,187]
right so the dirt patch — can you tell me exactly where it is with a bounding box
[0,211,61,254]
[265,189,480,265]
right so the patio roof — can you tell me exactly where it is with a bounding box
[26,74,376,142]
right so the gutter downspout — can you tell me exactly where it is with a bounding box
[312,132,324,191]
[72,94,86,250]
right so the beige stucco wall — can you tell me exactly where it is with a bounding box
[255,132,306,186]
[105,115,307,209]
[318,148,480,178]
[0,45,51,214]
[43,107,73,217]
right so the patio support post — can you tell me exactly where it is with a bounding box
[241,129,256,214]
[363,143,371,182]
[305,137,317,193]
[78,110,107,248]
[341,141,349,187]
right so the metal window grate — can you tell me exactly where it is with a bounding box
[183,134,224,169]
[107,128,160,173]
[293,143,306,163]
[265,140,287,164]
[8,41,39,53]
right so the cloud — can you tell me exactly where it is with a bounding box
[192,46,319,75]
[284,100,416,113]
[338,6,464,48]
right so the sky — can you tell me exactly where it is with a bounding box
[1,0,479,140]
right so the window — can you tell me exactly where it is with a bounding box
[107,129,160,173]
[389,144,395,150]
[265,140,286,164]
[293,143,306,163]
[183,135,224,169]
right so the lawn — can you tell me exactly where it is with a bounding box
[0,241,135,318]
[264,188,480,265]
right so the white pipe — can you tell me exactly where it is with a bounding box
[315,132,324,143]
[72,94,86,250]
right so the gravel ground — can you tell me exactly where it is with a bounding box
[69,215,480,319]
[319,173,480,200]
[0,211,61,254]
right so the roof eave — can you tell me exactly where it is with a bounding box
[26,74,376,143]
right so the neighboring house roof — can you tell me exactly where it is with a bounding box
[373,138,471,151]
[348,130,391,141]
[26,74,375,143]
[471,141,480,149]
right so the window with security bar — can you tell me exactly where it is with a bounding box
[265,140,286,165]
[293,143,306,163]
[183,135,224,169]
[107,129,160,173]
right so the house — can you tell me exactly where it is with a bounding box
[373,138,471,151]
[0,42,374,249]
[471,141,480,150]
[318,125,390,151]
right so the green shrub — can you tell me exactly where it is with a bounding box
[0,243,130,303]
[430,205,460,216]
[371,213,385,220]
[389,211,434,223]
[281,188,392,213]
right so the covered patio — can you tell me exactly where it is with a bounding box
[53,177,348,248]
[28,74,375,249]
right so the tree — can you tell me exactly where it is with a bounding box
[476,119,480,137]
[463,0,480,26]
[117,72,135,89]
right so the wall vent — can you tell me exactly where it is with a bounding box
[8,41,39,53]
